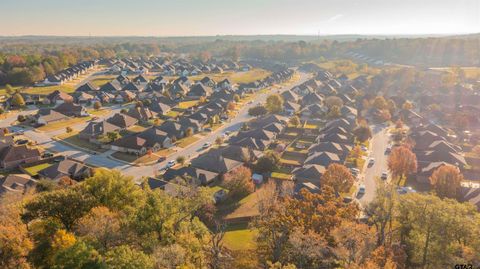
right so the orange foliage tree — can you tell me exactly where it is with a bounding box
[429,164,464,199]
[321,163,355,194]
[387,145,417,180]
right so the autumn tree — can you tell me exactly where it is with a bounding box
[327,105,341,119]
[93,101,102,110]
[266,94,284,114]
[332,221,377,267]
[373,96,387,110]
[387,145,417,181]
[321,163,355,194]
[105,245,153,269]
[185,127,193,137]
[227,101,236,111]
[429,164,463,199]
[11,93,25,107]
[75,206,122,252]
[222,166,254,199]
[215,136,223,145]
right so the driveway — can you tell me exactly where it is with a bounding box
[357,124,390,206]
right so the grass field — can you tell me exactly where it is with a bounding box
[178,100,199,109]
[223,223,258,251]
[166,68,271,85]
[176,136,200,148]
[37,117,92,132]
[23,163,52,176]
[112,148,175,164]
[271,172,292,180]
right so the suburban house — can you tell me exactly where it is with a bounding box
[53,102,88,117]
[0,144,41,169]
[106,113,138,129]
[75,82,99,93]
[44,90,74,106]
[78,120,121,141]
[34,109,69,125]
[190,152,243,174]
[188,83,213,97]
[163,166,218,186]
[38,159,92,181]
[0,174,37,194]
[127,106,157,122]
[292,164,326,187]
[111,127,173,156]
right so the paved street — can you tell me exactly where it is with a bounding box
[357,124,390,206]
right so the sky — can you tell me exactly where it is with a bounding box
[0,0,479,36]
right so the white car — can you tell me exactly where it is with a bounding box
[202,142,211,149]
[358,185,366,195]
[166,160,176,168]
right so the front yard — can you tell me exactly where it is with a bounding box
[176,136,200,148]
[37,117,92,132]
[223,223,258,251]
[23,163,53,176]
[55,131,108,153]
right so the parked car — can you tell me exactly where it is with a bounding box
[357,185,366,195]
[42,152,54,158]
[368,158,375,166]
[385,146,392,154]
[157,156,166,163]
[16,139,29,145]
[166,160,176,168]
[202,142,211,149]
[350,168,360,177]
[204,128,212,132]
[361,145,368,152]
[381,171,388,180]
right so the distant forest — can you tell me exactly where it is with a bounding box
[0,34,478,86]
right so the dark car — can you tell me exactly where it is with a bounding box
[157,156,166,163]
[42,152,54,158]
[16,139,29,145]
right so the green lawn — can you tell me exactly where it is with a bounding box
[90,78,113,87]
[271,172,292,180]
[23,84,76,95]
[57,132,108,153]
[24,163,52,176]
[37,117,92,132]
[165,110,181,118]
[178,100,199,109]
[223,224,258,251]
[176,136,200,148]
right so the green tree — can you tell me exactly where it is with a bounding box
[81,169,144,212]
[93,101,102,110]
[66,126,73,133]
[266,94,284,114]
[353,125,372,143]
[185,127,193,137]
[106,131,120,142]
[22,188,96,231]
[222,166,254,199]
[11,93,25,107]
[248,105,268,117]
[176,156,186,166]
[5,84,15,95]
[53,240,105,269]
[429,164,463,199]
[255,151,280,173]
[105,245,153,269]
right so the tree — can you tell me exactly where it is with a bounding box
[81,169,143,212]
[176,156,186,166]
[325,96,343,109]
[106,131,120,142]
[289,116,300,127]
[66,126,73,133]
[93,101,102,110]
[11,93,25,107]
[185,127,193,137]
[227,101,236,111]
[0,107,4,115]
[402,101,413,110]
[75,207,121,252]
[255,151,280,173]
[22,188,96,231]
[332,221,376,266]
[321,163,355,194]
[353,125,372,142]
[266,94,284,114]
[327,105,341,119]
[17,114,26,122]
[105,245,153,269]
[372,96,387,110]
[215,136,223,145]
[52,240,104,269]
[5,84,15,95]
[222,166,254,199]
[248,105,267,117]
[233,94,240,103]
[387,145,417,181]
[429,164,463,199]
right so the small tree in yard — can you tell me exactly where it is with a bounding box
[215,136,223,146]
[17,114,26,122]
[387,145,417,182]
[289,116,300,127]
[0,107,4,115]
[93,101,102,110]
[176,156,186,166]
[255,151,280,173]
[222,166,254,199]
[321,163,355,194]
[265,94,284,114]
[106,131,120,142]
[248,105,267,117]
[429,164,464,199]
[66,127,73,133]
[12,93,25,107]
[233,94,240,103]
[185,127,193,137]
[227,102,236,111]
[353,125,372,143]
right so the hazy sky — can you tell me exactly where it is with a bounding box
[1,0,478,36]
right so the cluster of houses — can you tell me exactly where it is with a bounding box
[0,131,41,170]
[38,61,97,86]
[77,69,294,157]
[104,57,252,77]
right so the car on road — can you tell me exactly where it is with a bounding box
[224,131,231,136]
[385,146,392,154]
[15,139,29,145]
[157,156,166,163]
[381,171,388,180]
[204,128,212,132]
[42,152,54,158]
[368,158,375,166]
[361,145,368,152]
[357,185,366,195]
[166,160,176,168]
[202,142,211,149]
